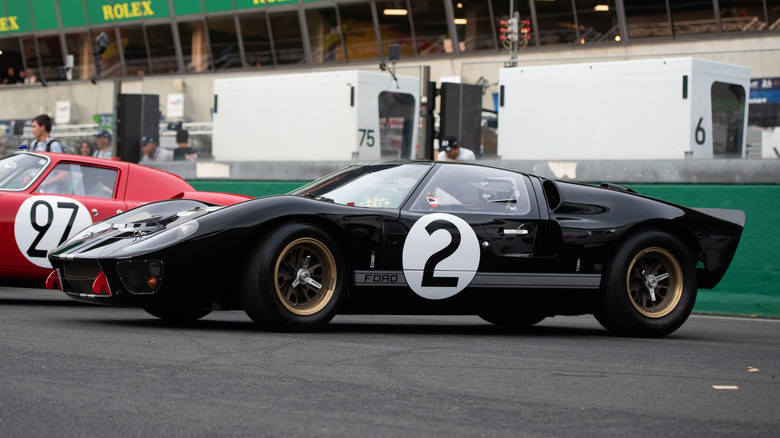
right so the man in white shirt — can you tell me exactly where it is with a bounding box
[437,135,475,161]
[139,136,173,162]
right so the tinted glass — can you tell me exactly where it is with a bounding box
[292,163,432,209]
[239,12,273,67]
[338,2,379,61]
[64,31,94,80]
[208,16,242,70]
[410,0,449,54]
[670,1,716,36]
[92,29,122,79]
[306,7,345,63]
[451,0,496,52]
[36,34,64,81]
[376,1,416,57]
[534,0,577,45]
[119,25,149,77]
[719,0,769,32]
[38,163,116,197]
[575,0,621,44]
[270,11,305,65]
[20,37,42,83]
[625,0,671,39]
[712,82,746,158]
[378,91,416,159]
[0,37,25,84]
[410,164,531,216]
[147,24,178,74]
[0,153,49,190]
[179,20,211,72]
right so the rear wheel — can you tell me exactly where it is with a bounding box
[596,231,696,337]
[241,223,345,332]
[142,306,212,322]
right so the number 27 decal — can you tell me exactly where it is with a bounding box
[14,196,93,269]
[27,200,79,258]
[402,213,480,300]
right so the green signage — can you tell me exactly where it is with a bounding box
[0,0,33,33]
[60,0,89,28]
[86,0,170,24]
[205,0,234,13]
[30,0,59,30]
[173,0,202,16]
[0,0,334,34]
[235,0,298,10]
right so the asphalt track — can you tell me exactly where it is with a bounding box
[1,287,778,437]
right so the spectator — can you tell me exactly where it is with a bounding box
[30,114,63,153]
[2,67,20,84]
[437,135,475,162]
[93,130,113,159]
[24,69,38,84]
[78,140,94,156]
[139,135,172,162]
[173,129,198,161]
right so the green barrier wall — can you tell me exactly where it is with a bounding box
[189,180,780,318]
[628,185,779,318]
[188,180,308,198]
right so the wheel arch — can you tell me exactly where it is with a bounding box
[234,214,355,293]
[613,219,703,287]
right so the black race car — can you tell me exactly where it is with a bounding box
[48,161,745,337]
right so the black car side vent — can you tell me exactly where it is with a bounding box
[599,182,636,193]
[542,179,561,211]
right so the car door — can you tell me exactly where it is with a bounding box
[8,161,127,271]
[396,164,543,300]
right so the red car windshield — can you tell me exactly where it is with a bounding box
[0,153,50,191]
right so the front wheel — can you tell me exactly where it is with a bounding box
[241,223,345,332]
[596,231,697,337]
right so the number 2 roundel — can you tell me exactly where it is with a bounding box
[402,213,480,300]
[14,196,92,268]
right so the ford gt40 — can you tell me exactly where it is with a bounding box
[47,161,744,337]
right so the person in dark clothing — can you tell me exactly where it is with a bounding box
[173,129,198,161]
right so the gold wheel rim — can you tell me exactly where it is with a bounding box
[274,237,337,316]
[626,247,683,318]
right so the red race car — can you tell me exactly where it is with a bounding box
[0,151,251,287]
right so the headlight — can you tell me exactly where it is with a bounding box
[65,221,113,244]
[117,220,199,254]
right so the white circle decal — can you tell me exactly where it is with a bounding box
[14,196,93,268]
[402,213,480,300]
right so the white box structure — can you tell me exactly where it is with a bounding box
[213,70,420,161]
[497,57,750,159]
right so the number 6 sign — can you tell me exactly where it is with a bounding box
[14,196,92,268]
[402,213,480,300]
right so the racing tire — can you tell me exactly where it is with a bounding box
[241,223,345,332]
[479,311,546,328]
[595,231,696,337]
[142,306,212,322]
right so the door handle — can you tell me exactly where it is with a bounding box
[91,208,98,217]
[501,228,528,235]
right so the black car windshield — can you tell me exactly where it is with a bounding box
[291,163,432,208]
[0,153,49,191]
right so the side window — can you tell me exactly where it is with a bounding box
[38,163,117,198]
[410,165,532,215]
[82,166,118,198]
